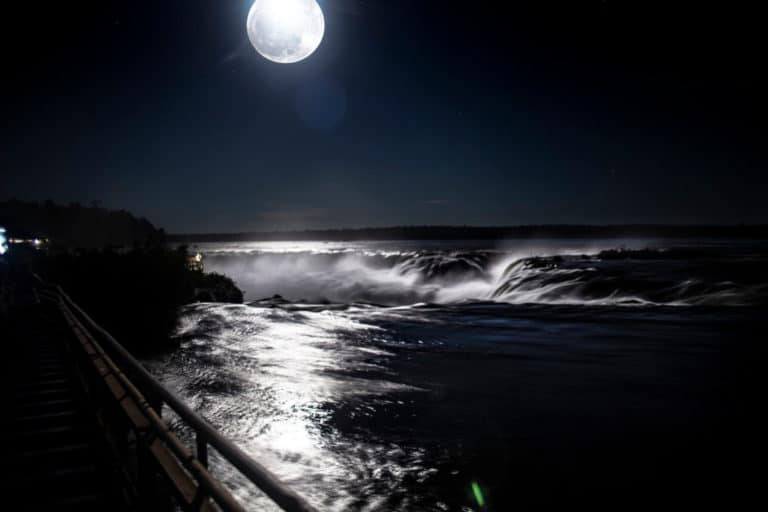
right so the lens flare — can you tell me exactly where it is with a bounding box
[472,481,486,508]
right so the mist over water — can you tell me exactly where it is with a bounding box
[197,239,768,307]
[149,239,767,510]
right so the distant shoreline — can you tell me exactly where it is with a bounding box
[169,225,768,243]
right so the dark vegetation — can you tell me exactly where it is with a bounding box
[170,224,768,242]
[1,200,242,354]
[38,247,241,354]
[0,199,164,248]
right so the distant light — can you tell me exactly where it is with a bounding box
[0,227,7,255]
[34,238,41,246]
[471,481,485,508]
[195,252,203,262]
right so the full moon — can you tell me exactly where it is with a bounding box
[247,0,325,64]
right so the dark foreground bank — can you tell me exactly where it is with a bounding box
[2,200,243,353]
[5,245,242,354]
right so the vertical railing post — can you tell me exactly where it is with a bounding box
[150,396,164,419]
[143,385,164,419]
[197,433,209,467]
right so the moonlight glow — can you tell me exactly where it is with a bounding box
[247,0,325,64]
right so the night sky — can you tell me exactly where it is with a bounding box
[3,1,765,233]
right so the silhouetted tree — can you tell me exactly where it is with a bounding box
[0,199,165,248]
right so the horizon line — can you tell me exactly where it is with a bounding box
[168,223,768,237]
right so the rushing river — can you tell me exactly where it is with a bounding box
[147,239,766,510]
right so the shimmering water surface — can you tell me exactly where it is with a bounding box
[148,239,766,510]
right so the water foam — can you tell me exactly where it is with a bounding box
[197,243,766,307]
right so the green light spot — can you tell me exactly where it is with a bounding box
[471,481,485,508]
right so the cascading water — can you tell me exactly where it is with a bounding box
[197,243,768,307]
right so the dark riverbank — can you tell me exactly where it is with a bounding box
[2,200,243,354]
[30,246,242,354]
[0,199,164,248]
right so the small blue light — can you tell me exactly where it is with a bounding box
[0,227,7,255]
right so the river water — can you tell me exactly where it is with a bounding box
[147,239,766,510]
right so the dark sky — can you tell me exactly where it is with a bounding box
[2,1,765,232]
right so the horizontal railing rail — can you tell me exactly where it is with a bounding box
[35,276,319,512]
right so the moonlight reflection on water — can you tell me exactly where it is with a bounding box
[148,303,428,510]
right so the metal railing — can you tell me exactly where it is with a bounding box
[36,278,319,512]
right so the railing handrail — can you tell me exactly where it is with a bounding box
[39,278,319,512]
